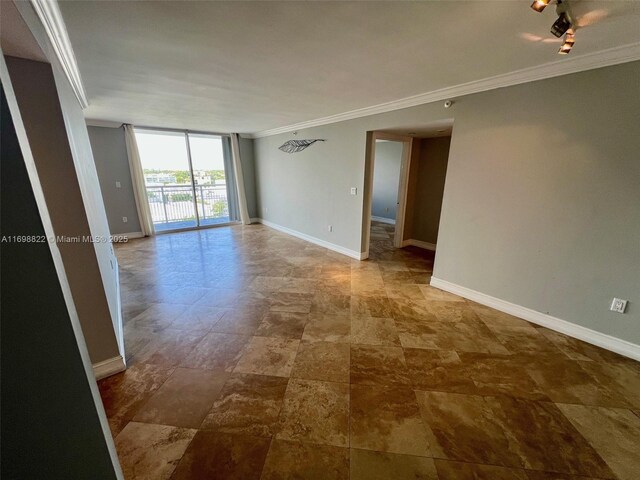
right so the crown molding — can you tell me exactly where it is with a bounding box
[30,0,89,109]
[250,42,640,138]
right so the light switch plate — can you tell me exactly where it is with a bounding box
[115,181,121,188]
[350,187,357,195]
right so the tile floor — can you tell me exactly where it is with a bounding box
[100,221,640,479]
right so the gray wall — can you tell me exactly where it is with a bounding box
[1,79,119,479]
[240,136,258,219]
[405,136,450,244]
[371,140,402,221]
[89,126,142,234]
[7,56,121,365]
[254,61,640,346]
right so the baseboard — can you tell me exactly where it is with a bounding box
[429,277,640,361]
[253,218,365,260]
[113,231,144,241]
[402,238,437,251]
[93,355,126,380]
[371,215,396,225]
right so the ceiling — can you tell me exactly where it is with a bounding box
[57,1,640,135]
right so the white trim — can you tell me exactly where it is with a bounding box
[371,215,396,225]
[93,355,126,380]
[112,231,144,241]
[254,218,365,260]
[250,43,640,138]
[86,119,123,128]
[30,0,89,109]
[429,277,640,361]
[402,239,437,251]
[113,260,125,360]
[393,138,413,249]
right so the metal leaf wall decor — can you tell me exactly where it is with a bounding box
[278,139,325,154]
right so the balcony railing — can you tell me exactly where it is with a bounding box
[146,184,229,229]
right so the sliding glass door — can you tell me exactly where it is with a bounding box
[188,134,232,227]
[135,128,236,232]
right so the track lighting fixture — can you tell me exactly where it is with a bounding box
[530,0,550,13]
[529,0,577,54]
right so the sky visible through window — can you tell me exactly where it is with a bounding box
[135,130,225,171]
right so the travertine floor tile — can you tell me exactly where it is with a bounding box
[291,341,350,383]
[200,373,288,437]
[434,459,528,480]
[98,363,174,436]
[350,345,411,386]
[301,314,351,343]
[261,440,349,480]
[171,431,270,480]
[133,368,228,428]
[134,330,206,368]
[115,422,195,480]
[234,336,299,377]
[557,403,640,480]
[350,316,400,346]
[269,292,313,313]
[416,391,614,477]
[351,384,432,457]
[524,356,632,408]
[350,449,438,480]
[180,332,249,371]
[255,311,309,339]
[170,304,226,332]
[277,379,349,447]
[310,293,351,315]
[129,303,189,330]
[210,308,266,335]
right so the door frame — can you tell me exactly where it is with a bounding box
[361,131,413,259]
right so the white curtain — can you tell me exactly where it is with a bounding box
[124,124,155,236]
[230,133,251,225]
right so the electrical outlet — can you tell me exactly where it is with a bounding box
[350,187,357,195]
[115,181,121,188]
[328,225,333,232]
[122,216,128,223]
[610,298,628,314]
[385,207,389,212]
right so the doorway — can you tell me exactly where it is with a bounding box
[362,132,413,259]
[361,123,453,260]
[134,128,238,232]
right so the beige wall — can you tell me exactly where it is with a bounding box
[254,61,640,346]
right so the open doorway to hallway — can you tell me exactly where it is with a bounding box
[363,122,453,267]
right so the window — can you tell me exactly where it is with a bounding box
[134,129,238,231]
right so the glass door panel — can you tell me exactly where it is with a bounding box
[188,133,231,226]
[135,129,198,231]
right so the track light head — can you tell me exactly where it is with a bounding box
[558,32,575,54]
[551,12,572,37]
[531,0,551,13]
